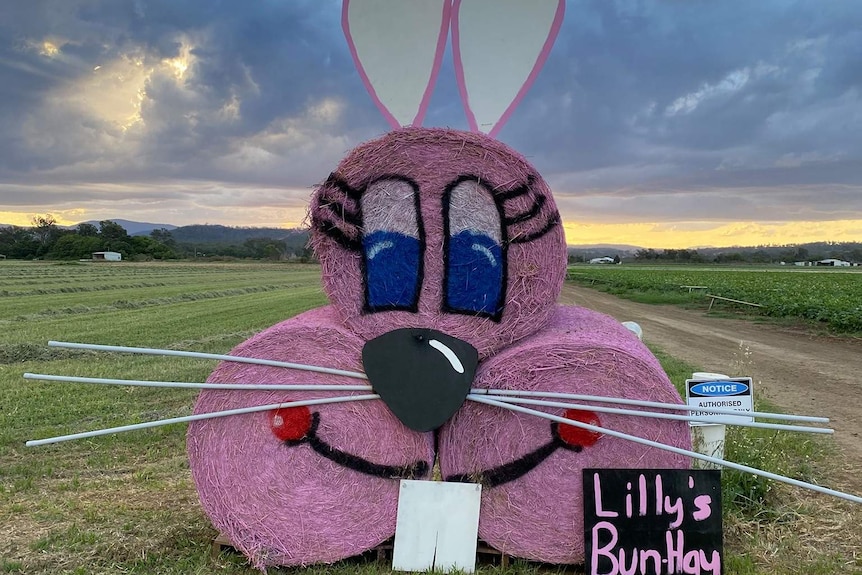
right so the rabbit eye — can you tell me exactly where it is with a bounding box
[361,178,425,312]
[443,177,505,320]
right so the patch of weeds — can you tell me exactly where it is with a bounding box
[30,524,101,552]
[723,552,758,574]
[12,477,34,493]
[623,290,698,305]
[0,559,24,574]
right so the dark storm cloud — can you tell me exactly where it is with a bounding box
[504,1,862,205]
[0,0,859,229]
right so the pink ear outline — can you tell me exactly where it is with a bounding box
[452,0,565,137]
[343,0,452,129]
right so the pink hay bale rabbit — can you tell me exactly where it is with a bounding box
[187,2,690,568]
[188,126,690,567]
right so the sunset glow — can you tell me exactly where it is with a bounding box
[3,207,860,250]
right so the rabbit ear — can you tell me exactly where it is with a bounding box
[343,0,452,129]
[452,0,565,137]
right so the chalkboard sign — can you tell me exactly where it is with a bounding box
[583,469,722,575]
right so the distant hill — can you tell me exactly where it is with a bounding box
[67,220,309,245]
[567,244,641,260]
[75,219,178,236]
[569,244,643,251]
[168,224,309,244]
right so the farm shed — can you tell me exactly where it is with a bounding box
[817,258,851,267]
[589,256,616,264]
[92,251,122,262]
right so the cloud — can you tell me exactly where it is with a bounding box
[0,1,859,247]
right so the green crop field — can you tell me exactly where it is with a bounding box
[567,265,862,333]
[0,260,858,574]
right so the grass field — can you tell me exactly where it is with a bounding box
[0,260,858,574]
[567,265,862,334]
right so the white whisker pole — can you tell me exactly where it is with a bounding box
[48,341,369,380]
[473,388,828,423]
[475,395,832,435]
[469,396,862,505]
[44,342,826,423]
[24,373,374,392]
[25,394,380,447]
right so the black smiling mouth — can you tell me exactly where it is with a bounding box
[283,412,430,480]
[444,422,586,488]
[278,411,601,485]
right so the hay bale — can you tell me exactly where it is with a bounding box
[439,305,692,564]
[187,306,434,568]
[309,127,568,358]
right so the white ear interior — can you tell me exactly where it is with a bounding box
[344,0,451,128]
[453,0,564,136]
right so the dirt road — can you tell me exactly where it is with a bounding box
[559,283,862,472]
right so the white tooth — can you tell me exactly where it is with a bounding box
[428,339,465,374]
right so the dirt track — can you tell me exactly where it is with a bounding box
[558,284,862,476]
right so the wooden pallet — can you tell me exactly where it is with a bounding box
[211,533,511,567]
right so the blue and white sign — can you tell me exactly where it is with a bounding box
[685,376,754,425]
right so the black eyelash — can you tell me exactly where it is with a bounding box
[503,194,546,226]
[313,173,364,251]
[495,175,535,200]
[323,172,364,201]
[314,220,362,251]
[491,175,560,245]
[319,196,362,227]
[508,212,561,244]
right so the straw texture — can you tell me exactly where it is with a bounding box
[187,306,433,568]
[309,127,567,358]
[439,305,692,564]
[188,127,688,568]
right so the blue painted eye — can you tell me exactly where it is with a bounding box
[444,178,505,319]
[361,178,423,312]
[363,230,421,310]
[446,230,503,315]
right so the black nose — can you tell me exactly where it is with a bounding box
[361,328,479,432]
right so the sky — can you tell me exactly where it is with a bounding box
[0,0,860,249]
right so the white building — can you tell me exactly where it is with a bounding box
[817,258,851,267]
[589,257,616,264]
[92,251,122,262]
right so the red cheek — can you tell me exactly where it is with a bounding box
[558,408,602,447]
[270,405,313,442]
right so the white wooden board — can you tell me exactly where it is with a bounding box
[392,480,482,573]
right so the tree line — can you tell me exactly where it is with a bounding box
[0,216,315,261]
[632,244,862,264]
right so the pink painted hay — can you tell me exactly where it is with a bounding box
[309,127,567,358]
[190,128,686,568]
[187,306,433,568]
[439,305,692,564]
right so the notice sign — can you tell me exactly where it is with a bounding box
[686,377,753,425]
[584,469,722,575]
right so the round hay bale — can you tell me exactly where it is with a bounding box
[309,127,567,359]
[438,305,692,564]
[187,306,434,568]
